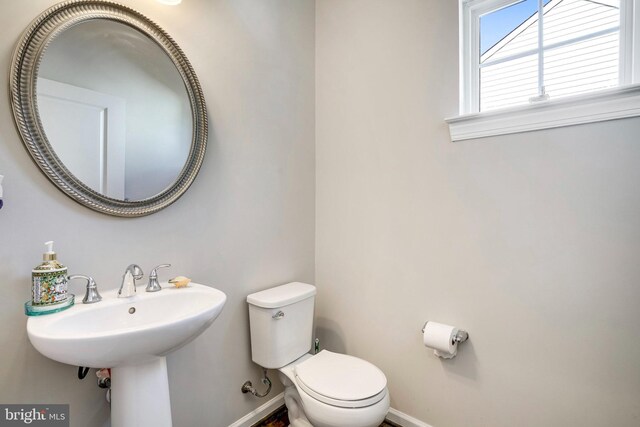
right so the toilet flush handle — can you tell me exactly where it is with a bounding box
[272,310,285,319]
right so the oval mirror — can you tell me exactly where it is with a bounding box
[10,1,207,217]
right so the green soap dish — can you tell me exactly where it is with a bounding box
[25,295,75,316]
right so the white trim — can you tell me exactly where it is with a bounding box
[535,0,545,96]
[460,0,479,113]
[446,83,640,141]
[227,397,435,427]
[227,392,285,427]
[619,0,634,84]
[386,407,434,427]
[633,0,640,82]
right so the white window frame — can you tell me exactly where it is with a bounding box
[447,0,640,141]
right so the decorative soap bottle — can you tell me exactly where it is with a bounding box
[32,241,68,306]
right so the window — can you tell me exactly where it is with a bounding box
[447,0,640,141]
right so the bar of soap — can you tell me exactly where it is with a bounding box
[168,276,191,288]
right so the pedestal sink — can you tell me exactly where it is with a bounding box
[27,283,227,427]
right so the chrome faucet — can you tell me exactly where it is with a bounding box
[118,264,144,298]
[146,264,171,292]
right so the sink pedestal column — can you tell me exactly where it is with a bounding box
[111,357,172,427]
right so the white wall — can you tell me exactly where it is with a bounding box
[315,1,640,427]
[0,1,314,426]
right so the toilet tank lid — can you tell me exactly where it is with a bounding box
[247,282,316,308]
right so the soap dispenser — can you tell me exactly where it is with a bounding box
[26,241,74,316]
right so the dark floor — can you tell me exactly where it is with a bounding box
[251,405,400,427]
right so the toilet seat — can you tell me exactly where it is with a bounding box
[294,350,387,409]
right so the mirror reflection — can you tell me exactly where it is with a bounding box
[37,20,192,201]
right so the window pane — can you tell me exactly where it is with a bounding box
[544,31,619,98]
[480,0,541,63]
[474,0,622,113]
[543,0,619,47]
[480,53,539,111]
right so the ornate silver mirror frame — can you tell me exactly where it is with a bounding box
[9,0,207,217]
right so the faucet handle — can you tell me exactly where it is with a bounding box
[147,264,171,292]
[150,264,171,278]
[68,274,102,304]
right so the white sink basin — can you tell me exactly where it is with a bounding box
[28,282,226,367]
[26,282,226,427]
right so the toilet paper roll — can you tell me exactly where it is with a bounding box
[423,321,458,359]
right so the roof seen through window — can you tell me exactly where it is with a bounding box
[480,0,553,55]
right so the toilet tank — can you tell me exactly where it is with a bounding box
[247,282,316,369]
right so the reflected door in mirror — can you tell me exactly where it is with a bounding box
[38,79,126,199]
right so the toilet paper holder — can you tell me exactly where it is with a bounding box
[421,321,469,344]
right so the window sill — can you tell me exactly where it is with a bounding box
[445,85,640,142]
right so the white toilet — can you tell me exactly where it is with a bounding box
[247,282,390,427]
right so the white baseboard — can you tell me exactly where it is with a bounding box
[227,397,432,427]
[386,407,433,427]
[228,392,285,427]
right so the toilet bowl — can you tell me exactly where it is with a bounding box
[278,352,390,427]
[246,282,390,427]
